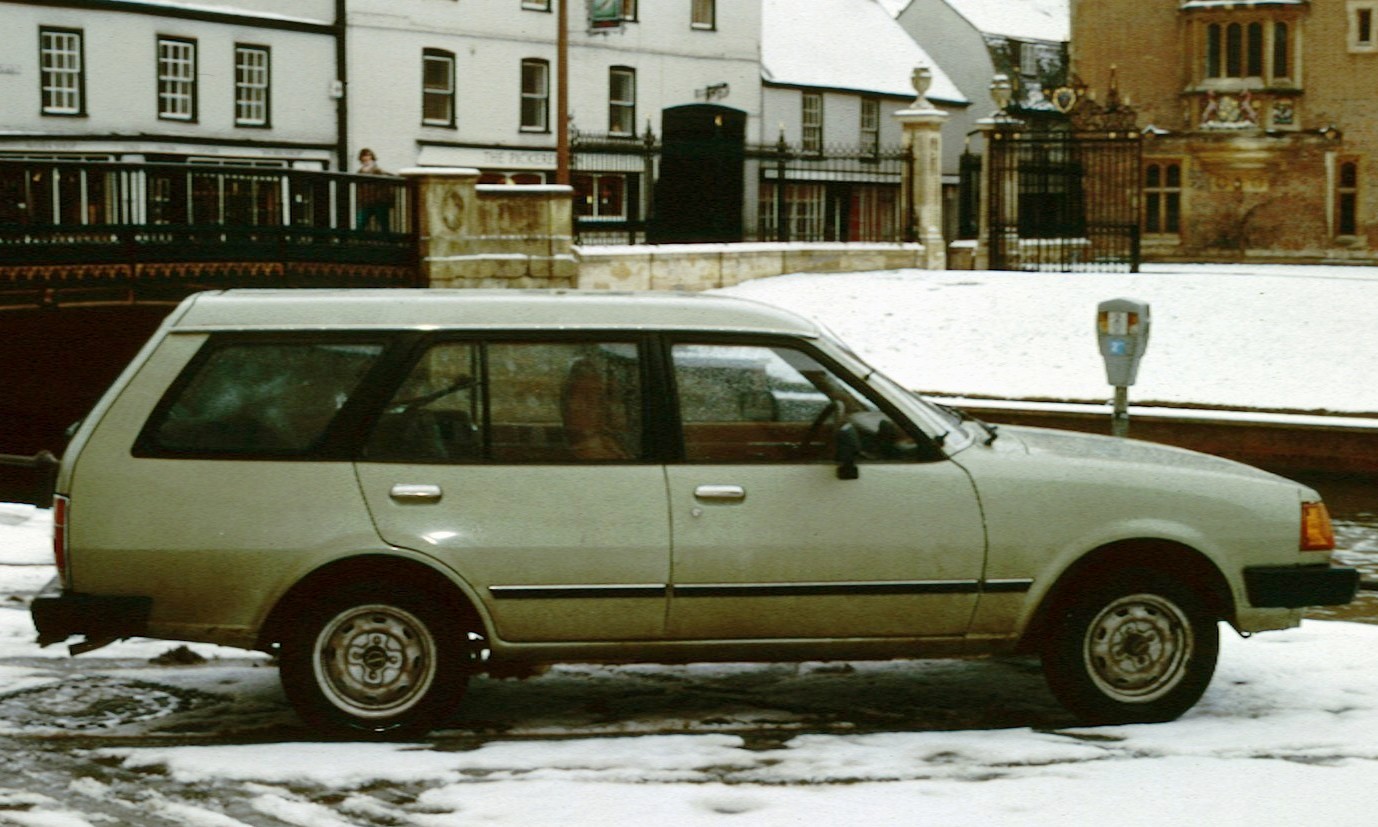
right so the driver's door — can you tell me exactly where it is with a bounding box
[664,340,987,640]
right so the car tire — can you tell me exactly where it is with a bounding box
[280,583,474,738]
[1041,568,1219,725]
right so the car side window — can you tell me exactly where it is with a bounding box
[141,340,384,456]
[671,342,893,463]
[364,340,643,463]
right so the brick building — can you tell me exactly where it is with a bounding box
[1072,0,1372,262]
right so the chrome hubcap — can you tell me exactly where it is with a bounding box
[1084,593,1193,704]
[314,604,436,719]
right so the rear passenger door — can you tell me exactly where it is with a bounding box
[355,336,672,643]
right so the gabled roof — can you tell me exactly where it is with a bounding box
[762,0,967,104]
[942,0,1069,43]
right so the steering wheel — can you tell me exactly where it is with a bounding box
[794,399,843,457]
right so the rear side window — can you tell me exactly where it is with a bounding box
[139,339,385,456]
[363,339,643,463]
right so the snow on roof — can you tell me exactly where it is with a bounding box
[944,0,1069,43]
[762,0,967,104]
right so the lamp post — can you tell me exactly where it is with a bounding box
[556,0,570,185]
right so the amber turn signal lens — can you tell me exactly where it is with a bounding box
[1301,501,1336,551]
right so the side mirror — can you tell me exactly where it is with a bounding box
[835,422,860,480]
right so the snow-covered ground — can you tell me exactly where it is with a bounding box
[720,262,1378,415]
[3,263,1377,825]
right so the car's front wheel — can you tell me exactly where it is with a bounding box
[280,583,474,738]
[1041,569,1219,724]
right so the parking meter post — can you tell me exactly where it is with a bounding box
[1112,386,1129,438]
[1096,298,1151,439]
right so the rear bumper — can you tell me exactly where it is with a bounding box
[1244,565,1359,609]
[30,579,152,647]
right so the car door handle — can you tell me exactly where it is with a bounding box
[694,484,746,503]
[389,483,443,504]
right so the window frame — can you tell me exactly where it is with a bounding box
[691,0,716,30]
[572,172,631,220]
[521,58,551,133]
[608,65,636,136]
[663,333,942,466]
[134,332,400,461]
[422,48,457,128]
[522,0,551,9]
[1200,14,1295,84]
[157,36,198,122]
[860,97,880,155]
[364,332,657,465]
[39,27,85,117]
[801,91,823,155]
[1143,159,1184,238]
[234,43,271,128]
[1351,2,1378,52]
[1335,157,1360,238]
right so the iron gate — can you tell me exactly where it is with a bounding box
[985,127,1142,273]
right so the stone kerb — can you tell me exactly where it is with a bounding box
[402,167,577,289]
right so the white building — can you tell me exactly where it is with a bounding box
[761,0,965,242]
[0,0,340,167]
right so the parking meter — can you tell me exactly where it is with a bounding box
[1096,298,1150,436]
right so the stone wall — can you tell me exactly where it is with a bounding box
[574,242,932,291]
[406,167,936,292]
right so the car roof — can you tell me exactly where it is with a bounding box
[169,289,822,337]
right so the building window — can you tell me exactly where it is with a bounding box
[573,173,628,220]
[609,66,635,136]
[623,0,638,21]
[423,49,456,127]
[522,0,551,10]
[801,92,823,154]
[692,0,715,29]
[39,28,84,116]
[1337,159,1359,236]
[860,97,880,154]
[234,45,270,127]
[521,58,550,132]
[1144,160,1182,236]
[157,37,197,121]
[1351,3,1378,52]
[1203,17,1293,81]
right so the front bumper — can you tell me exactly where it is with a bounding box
[30,578,152,648]
[1244,565,1359,609]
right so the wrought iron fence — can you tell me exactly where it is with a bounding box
[985,128,1142,272]
[0,160,415,268]
[748,140,910,243]
[570,131,656,246]
[570,132,912,245]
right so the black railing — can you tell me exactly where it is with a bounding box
[0,160,415,268]
[749,140,910,244]
[570,132,912,245]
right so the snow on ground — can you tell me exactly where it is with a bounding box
[2,264,1378,824]
[718,262,1378,415]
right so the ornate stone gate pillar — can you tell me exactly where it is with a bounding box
[403,167,577,288]
[894,65,948,271]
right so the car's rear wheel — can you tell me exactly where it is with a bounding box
[1041,569,1219,724]
[280,583,473,738]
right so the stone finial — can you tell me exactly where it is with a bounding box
[911,64,933,109]
[990,73,1013,114]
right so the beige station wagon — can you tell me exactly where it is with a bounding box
[32,289,1357,736]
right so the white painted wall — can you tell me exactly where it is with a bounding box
[345,0,764,173]
[0,1,337,165]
